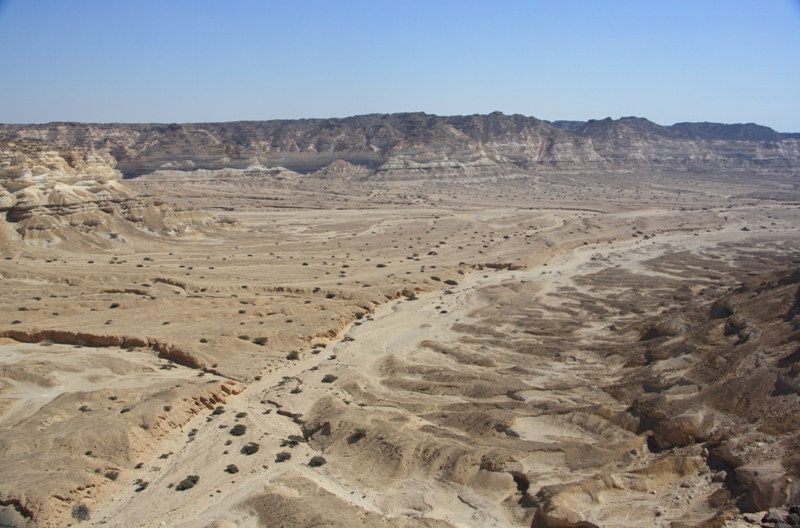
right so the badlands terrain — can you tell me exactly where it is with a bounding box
[1,114,800,528]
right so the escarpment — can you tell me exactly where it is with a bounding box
[1,113,798,182]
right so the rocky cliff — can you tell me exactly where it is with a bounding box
[1,113,797,180]
[0,141,228,248]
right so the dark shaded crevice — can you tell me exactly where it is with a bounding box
[511,472,537,508]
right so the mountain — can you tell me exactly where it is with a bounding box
[668,122,800,141]
[0,113,798,180]
[548,120,586,132]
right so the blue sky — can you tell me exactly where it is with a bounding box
[0,0,798,131]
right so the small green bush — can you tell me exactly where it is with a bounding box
[321,374,338,383]
[72,503,90,521]
[225,464,239,474]
[275,451,291,462]
[175,475,199,491]
[241,442,260,455]
[308,456,327,467]
[230,424,246,436]
[348,428,367,444]
[286,351,299,360]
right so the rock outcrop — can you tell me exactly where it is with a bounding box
[0,141,230,247]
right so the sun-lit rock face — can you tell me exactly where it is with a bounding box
[1,113,798,181]
[0,141,228,247]
[0,141,120,183]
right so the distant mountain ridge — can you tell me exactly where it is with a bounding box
[565,116,800,141]
[1,112,798,180]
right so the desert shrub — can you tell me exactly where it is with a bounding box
[275,451,291,462]
[104,470,119,481]
[72,503,90,521]
[212,406,225,415]
[175,475,199,491]
[229,424,246,436]
[163,405,171,412]
[199,338,208,343]
[430,276,441,281]
[348,428,367,444]
[308,456,327,467]
[253,337,268,345]
[235,412,247,418]
[238,335,249,340]
[376,263,387,268]
[225,464,239,474]
[444,279,458,286]
[321,374,338,383]
[286,351,299,360]
[326,293,336,299]
[241,442,260,455]
[109,303,120,309]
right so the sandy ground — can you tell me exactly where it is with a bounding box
[2,171,800,527]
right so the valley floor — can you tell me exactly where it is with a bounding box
[2,171,800,527]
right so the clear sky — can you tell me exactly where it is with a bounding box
[0,0,798,131]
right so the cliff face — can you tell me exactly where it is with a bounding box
[0,141,226,248]
[0,113,798,180]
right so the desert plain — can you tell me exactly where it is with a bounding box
[2,116,800,528]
